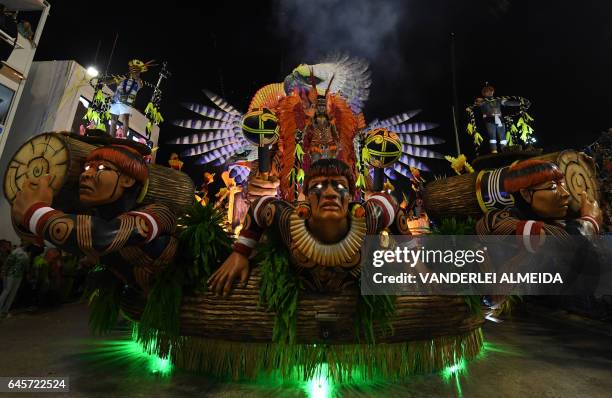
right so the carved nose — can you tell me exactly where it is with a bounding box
[323,187,338,198]
[559,185,570,198]
[80,169,95,180]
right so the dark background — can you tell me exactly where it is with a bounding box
[32,0,611,183]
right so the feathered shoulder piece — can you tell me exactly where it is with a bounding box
[277,91,307,140]
[285,54,371,114]
[327,93,358,170]
[276,91,307,200]
[249,83,286,112]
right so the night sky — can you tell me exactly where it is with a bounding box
[33,0,611,183]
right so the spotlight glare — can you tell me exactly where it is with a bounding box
[86,66,99,78]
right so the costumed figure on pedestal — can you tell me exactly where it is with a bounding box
[107,59,156,137]
[195,172,215,205]
[466,83,533,154]
[213,171,244,234]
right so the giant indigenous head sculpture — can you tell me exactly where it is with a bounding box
[79,144,148,208]
[504,159,570,219]
[303,158,355,224]
[209,151,402,295]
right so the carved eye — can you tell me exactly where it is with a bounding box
[98,164,106,171]
[84,165,91,171]
[315,183,324,189]
[337,183,345,190]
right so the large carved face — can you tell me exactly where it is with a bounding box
[307,175,351,222]
[79,159,136,206]
[520,179,570,219]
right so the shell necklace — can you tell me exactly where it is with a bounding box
[289,212,366,267]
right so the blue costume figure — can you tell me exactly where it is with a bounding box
[108,59,153,137]
[474,84,522,153]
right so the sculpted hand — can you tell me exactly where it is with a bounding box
[247,174,279,201]
[12,175,54,226]
[207,251,250,296]
[579,190,602,227]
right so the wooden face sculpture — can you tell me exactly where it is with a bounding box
[79,159,135,206]
[303,159,356,226]
[504,159,570,219]
[520,179,570,219]
[306,175,351,223]
[290,159,365,273]
[79,145,148,207]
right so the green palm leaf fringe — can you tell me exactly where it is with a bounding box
[135,265,183,355]
[463,295,483,316]
[178,202,233,291]
[155,328,483,382]
[432,217,476,235]
[255,234,303,344]
[83,265,123,334]
[356,295,396,343]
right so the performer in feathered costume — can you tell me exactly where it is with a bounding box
[275,68,360,201]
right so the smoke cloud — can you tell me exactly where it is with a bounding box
[486,0,512,18]
[275,0,405,68]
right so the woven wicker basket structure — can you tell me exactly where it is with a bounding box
[121,268,485,381]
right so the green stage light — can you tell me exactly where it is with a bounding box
[303,363,335,398]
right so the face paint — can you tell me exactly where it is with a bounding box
[307,176,350,222]
[79,160,126,206]
[526,179,570,219]
[309,180,349,199]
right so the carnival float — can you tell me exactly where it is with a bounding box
[3,54,607,385]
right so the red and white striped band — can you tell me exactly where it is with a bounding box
[24,202,59,237]
[580,216,600,234]
[129,211,159,243]
[516,220,544,253]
